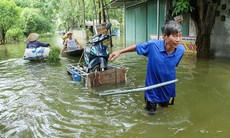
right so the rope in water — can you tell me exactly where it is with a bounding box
[98,79,178,96]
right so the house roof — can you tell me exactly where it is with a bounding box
[86,19,120,26]
[110,0,146,8]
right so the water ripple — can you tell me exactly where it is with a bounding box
[1,48,230,137]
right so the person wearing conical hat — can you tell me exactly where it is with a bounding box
[63,31,80,51]
[26,33,50,48]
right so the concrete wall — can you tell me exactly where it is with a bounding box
[211,0,230,57]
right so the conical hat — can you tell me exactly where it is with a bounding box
[66,31,73,35]
[27,33,39,42]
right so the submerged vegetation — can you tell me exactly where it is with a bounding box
[47,46,60,63]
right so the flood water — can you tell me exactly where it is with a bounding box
[1,35,230,138]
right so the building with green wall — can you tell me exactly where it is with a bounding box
[111,0,193,46]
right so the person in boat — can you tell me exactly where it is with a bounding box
[63,31,80,51]
[109,20,185,115]
[26,33,50,48]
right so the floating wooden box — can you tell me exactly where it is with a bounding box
[67,64,127,87]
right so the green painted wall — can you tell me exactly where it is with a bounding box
[135,3,147,42]
[147,0,157,40]
[125,7,135,42]
[125,0,189,43]
[159,0,166,35]
[147,0,167,40]
[126,3,147,43]
[181,14,189,36]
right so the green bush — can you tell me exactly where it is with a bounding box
[6,27,24,43]
[21,8,54,36]
[47,46,60,63]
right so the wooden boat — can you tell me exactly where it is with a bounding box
[63,48,84,57]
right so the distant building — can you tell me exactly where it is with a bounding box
[210,1,230,57]
[111,0,196,52]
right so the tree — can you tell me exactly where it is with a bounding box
[93,0,98,26]
[189,0,219,58]
[12,0,123,37]
[0,0,20,44]
[14,0,57,27]
[82,0,86,30]
[55,0,81,30]
[20,8,53,36]
[170,0,220,58]
[14,0,30,8]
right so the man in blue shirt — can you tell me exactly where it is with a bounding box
[109,20,185,114]
[26,33,50,48]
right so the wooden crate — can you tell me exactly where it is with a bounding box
[87,66,127,87]
[67,64,127,87]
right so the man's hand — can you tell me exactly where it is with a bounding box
[109,51,121,61]
[109,45,136,61]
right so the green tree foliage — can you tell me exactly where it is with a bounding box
[30,0,56,22]
[14,0,56,37]
[1,0,123,43]
[14,0,56,22]
[0,0,21,43]
[56,0,82,30]
[6,27,24,42]
[53,0,123,31]
[172,0,194,16]
[20,8,53,36]
[14,0,30,8]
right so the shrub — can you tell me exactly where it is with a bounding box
[47,46,60,63]
[6,27,24,43]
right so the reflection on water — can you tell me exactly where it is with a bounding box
[0,35,230,137]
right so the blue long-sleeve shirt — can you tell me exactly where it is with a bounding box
[27,40,49,48]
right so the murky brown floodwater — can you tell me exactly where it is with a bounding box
[0,34,230,138]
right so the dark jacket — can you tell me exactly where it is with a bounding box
[27,40,49,48]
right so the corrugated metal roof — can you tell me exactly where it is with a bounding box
[110,0,147,8]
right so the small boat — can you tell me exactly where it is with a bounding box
[23,47,50,60]
[63,48,84,57]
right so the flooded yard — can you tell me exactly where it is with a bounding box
[0,35,230,138]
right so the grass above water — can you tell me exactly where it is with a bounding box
[47,46,61,63]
